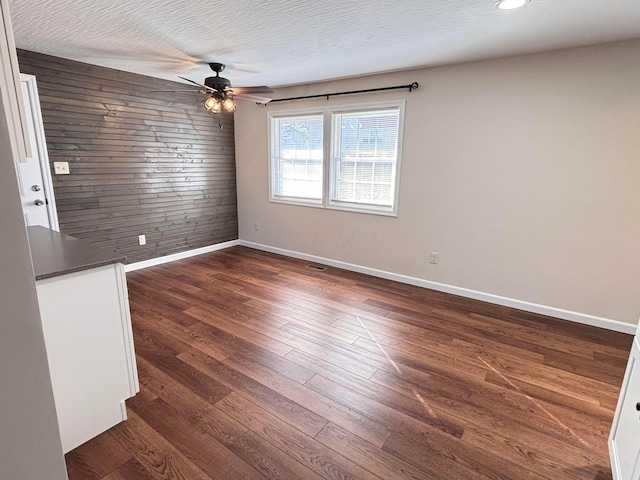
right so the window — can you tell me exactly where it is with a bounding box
[269,101,404,216]
[270,114,324,204]
[330,109,400,211]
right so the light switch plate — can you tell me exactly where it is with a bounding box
[53,161,70,174]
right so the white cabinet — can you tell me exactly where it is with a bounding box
[610,330,640,480]
[36,263,139,453]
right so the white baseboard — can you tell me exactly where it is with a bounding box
[124,240,240,272]
[239,240,636,335]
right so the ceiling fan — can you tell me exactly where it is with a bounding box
[178,62,273,113]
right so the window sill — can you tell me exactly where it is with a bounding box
[327,202,397,217]
[269,197,397,217]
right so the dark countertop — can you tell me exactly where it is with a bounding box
[27,226,126,281]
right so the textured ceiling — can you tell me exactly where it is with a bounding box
[8,0,640,88]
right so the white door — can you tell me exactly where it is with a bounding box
[15,74,58,230]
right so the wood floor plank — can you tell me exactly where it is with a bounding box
[383,429,549,480]
[132,317,188,357]
[227,344,316,384]
[223,312,382,379]
[316,423,437,480]
[483,369,615,420]
[462,423,610,480]
[467,312,607,361]
[184,306,294,356]
[371,365,612,455]
[353,335,488,381]
[101,458,157,480]
[153,263,252,305]
[65,430,132,480]
[282,322,397,371]
[227,430,327,480]
[135,327,232,404]
[130,397,267,479]
[177,347,330,438]
[305,373,466,439]
[509,309,632,352]
[207,255,390,317]
[135,357,248,445]
[284,347,384,387]
[470,346,619,407]
[283,318,362,344]
[64,246,630,480]
[360,331,615,408]
[542,348,628,385]
[330,316,410,344]
[406,325,546,364]
[133,309,233,361]
[111,411,211,480]
[216,392,384,480]
[125,279,194,320]
[223,350,392,447]
[215,276,351,327]
[127,292,200,328]
[430,307,600,361]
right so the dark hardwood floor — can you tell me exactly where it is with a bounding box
[65,246,632,479]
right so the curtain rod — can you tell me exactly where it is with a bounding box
[267,81,419,104]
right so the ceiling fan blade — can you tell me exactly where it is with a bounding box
[233,86,273,95]
[234,93,272,105]
[147,89,199,93]
[178,76,216,92]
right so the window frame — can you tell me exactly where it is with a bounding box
[268,110,325,207]
[268,100,405,216]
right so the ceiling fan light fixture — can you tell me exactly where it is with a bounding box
[495,0,529,9]
[222,96,236,113]
[204,95,222,113]
[181,63,267,113]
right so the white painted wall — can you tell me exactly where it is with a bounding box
[0,1,67,477]
[0,97,68,480]
[235,39,640,328]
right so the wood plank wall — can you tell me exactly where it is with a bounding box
[17,49,238,264]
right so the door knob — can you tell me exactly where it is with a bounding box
[34,199,45,206]
[31,185,42,191]
[636,402,640,412]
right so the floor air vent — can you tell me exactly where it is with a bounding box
[306,263,327,271]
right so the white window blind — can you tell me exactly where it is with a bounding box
[331,108,400,209]
[271,114,323,203]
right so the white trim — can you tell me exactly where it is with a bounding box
[115,263,139,395]
[124,240,240,272]
[20,74,60,231]
[0,2,30,162]
[238,240,636,335]
[119,400,128,421]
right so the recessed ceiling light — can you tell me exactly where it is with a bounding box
[496,0,530,10]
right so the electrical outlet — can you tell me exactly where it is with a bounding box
[254,221,261,232]
[53,161,70,174]
[138,234,146,246]
[429,252,439,264]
